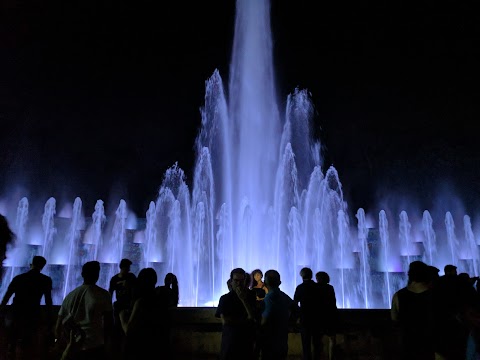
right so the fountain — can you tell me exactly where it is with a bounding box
[2,0,480,308]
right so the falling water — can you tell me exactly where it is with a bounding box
[62,197,84,299]
[463,215,479,276]
[421,210,437,266]
[379,210,391,308]
[445,211,458,265]
[41,197,57,259]
[399,210,412,268]
[356,208,371,309]
[85,199,106,263]
[143,201,156,269]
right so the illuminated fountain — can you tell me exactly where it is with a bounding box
[2,0,480,308]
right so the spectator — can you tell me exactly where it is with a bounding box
[0,255,53,359]
[432,264,470,359]
[294,267,323,360]
[120,267,172,359]
[155,272,179,308]
[391,260,434,360]
[109,258,137,327]
[55,261,113,360]
[250,269,268,301]
[259,269,294,360]
[315,271,338,360]
[215,268,257,360]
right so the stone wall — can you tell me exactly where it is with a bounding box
[0,306,401,360]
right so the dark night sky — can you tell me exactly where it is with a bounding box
[1,0,480,218]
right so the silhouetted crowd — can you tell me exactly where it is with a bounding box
[391,260,480,360]
[2,213,480,360]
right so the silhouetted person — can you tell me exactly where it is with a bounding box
[216,268,257,360]
[155,272,179,307]
[259,269,294,360]
[432,264,470,360]
[55,261,113,360]
[315,271,338,360]
[109,258,137,326]
[0,255,53,359]
[391,260,434,360]
[120,267,171,359]
[294,267,323,360]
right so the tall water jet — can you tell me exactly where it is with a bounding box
[379,210,391,308]
[463,215,479,276]
[356,208,371,309]
[399,210,413,268]
[421,210,437,266]
[62,197,84,300]
[445,211,458,265]
[41,197,57,259]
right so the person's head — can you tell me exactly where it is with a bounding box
[458,272,471,284]
[315,271,330,285]
[82,261,100,284]
[119,258,132,273]
[230,268,247,291]
[444,264,457,276]
[300,267,313,281]
[251,269,263,286]
[137,267,158,292]
[264,269,281,290]
[408,261,429,283]
[164,272,177,287]
[31,255,47,271]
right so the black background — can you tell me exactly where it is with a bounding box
[1,0,479,218]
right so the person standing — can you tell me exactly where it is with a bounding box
[216,267,257,360]
[294,267,323,360]
[156,272,179,308]
[391,260,435,360]
[55,261,113,360]
[315,271,338,360]
[259,269,295,360]
[109,258,137,325]
[0,255,53,359]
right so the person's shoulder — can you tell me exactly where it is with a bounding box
[281,290,293,301]
[39,272,52,281]
[62,285,83,303]
[94,284,111,295]
[127,272,137,279]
